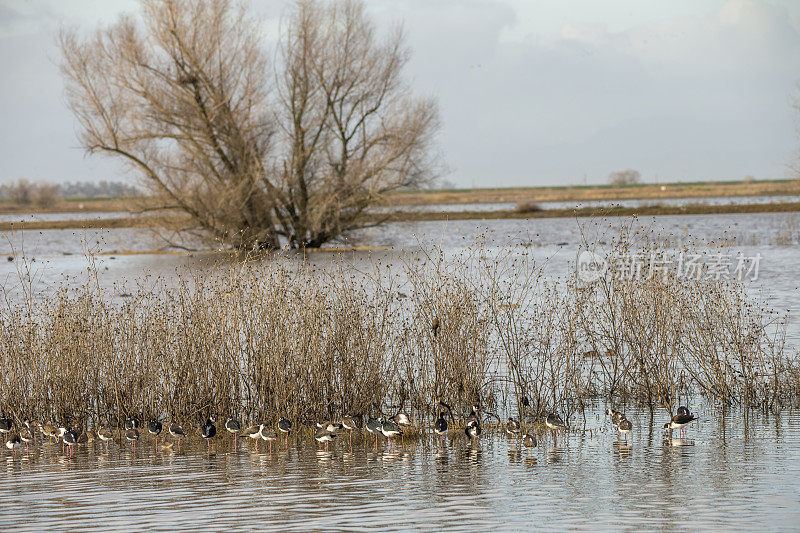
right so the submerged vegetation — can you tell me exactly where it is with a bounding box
[0,223,796,432]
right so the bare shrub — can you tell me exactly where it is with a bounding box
[1,178,34,205]
[33,184,60,208]
[514,201,543,214]
[608,169,641,187]
[59,0,440,250]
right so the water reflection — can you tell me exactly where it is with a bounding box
[1,405,799,529]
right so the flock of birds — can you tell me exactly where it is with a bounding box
[0,403,699,458]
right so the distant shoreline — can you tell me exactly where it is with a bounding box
[1,178,799,216]
[3,201,800,232]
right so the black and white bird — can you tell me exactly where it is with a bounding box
[381,418,403,450]
[124,417,139,431]
[19,426,34,454]
[98,425,114,452]
[342,415,359,447]
[366,417,383,449]
[242,423,263,452]
[168,421,185,452]
[277,417,292,449]
[505,417,522,438]
[465,418,482,443]
[545,413,566,444]
[63,428,78,457]
[0,417,13,442]
[260,425,278,453]
[125,427,139,452]
[618,417,633,444]
[5,433,21,456]
[148,419,163,448]
[676,406,691,417]
[201,419,216,453]
[663,411,697,437]
[522,432,537,451]
[314,428,336,450]
[434,411,448,447]
[225,418,242,450]
[606,408,626,436]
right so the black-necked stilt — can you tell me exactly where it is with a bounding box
[677,406,690,416]
[366,417,382,449]
[522,432,537,451]
[466,404,480,427]
[314,428,336,450]
[277,417,292,449]
[40,422,56,443]
[23,419,36,445]
[225,418,242,450]
[465,419,481,443]
[168,421,185,452]
[260,425,278,452]
[63,428,78,457]
[605,408,625,436]
[381,418,403,450]
[505,417,522,438]
[57,425,68,453]
[0,417,13,442]
[148,419,162,448]
[618,417,632,444]
[5,433,21,456]
[434,412,448,447]
[125,428,139,452]
[201,419,216,453]
[242,423,262,451]
[391,413,412,446]
[664,412,697,437]
[98,426,114,452]
[545,413,566,444]
[19,426,34,454]
[125,417,139,431]
[342,416,359,447]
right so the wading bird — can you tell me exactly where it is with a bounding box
[5,433,21,456]
[606,408,626,436]
[618,417,633,444]
[522,432,537,452]
[314,429,336,451]
[242,423,263,452]
[168,421,185,452]
[125,427,139,453]
[434,412,448,448]
[98,426,114,452]
[545,413,567,445]
[381,418,403,451]
[277,418,292,449]
[505,417,522,439]
[0,417,12,442]
[63,428,78,457]
[201,419,216,453]
[148,419,162,448]
[260,425,278,453]
[366,417,382,450]
[663,411,697,437]
[225,418,242,450]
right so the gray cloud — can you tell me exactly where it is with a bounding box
[0,0,798,186]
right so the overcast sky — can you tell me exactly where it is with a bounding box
[1,0,799,187]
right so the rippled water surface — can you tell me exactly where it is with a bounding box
[1,405,799,530]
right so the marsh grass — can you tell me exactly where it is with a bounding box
[0,221,796,433]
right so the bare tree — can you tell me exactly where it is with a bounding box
[1,179,34,205]
[607,169,641,187]
[59,0,439,250]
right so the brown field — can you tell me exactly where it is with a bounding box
[3,201,800,232]
[2,179,800,216]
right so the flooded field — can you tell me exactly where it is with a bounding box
[1,404,799,530]
[2,212,800,531]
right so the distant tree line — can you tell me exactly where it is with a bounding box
[0,178,140,206]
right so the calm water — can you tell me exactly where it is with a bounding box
[2,213,800,529]
[1,405,799,530]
